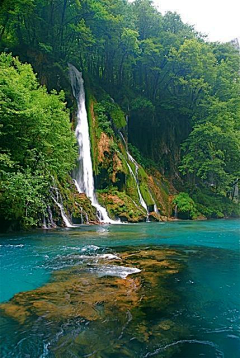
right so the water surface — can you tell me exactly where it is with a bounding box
[0,220,239,357]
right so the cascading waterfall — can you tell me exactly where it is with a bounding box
[50,185,74,228]
[126,162,148,213]
[119,133,147,213]
[52,196,74,228]
[42,215,47,230]
[52,198,73,228]
[80,207,84,224]
[119,132,160,217]
[148,191,159,215]
[69,64,118,224]
[42,206,57,229]
[174,205,178,219]
[47,205,57,228]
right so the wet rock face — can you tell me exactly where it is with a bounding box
[0,248,188,357]
[98,191,148,222]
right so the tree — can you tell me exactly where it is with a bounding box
[180,101,240,192]
[0,53,77,227]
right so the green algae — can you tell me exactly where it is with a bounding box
[0,247,184,319]
[0,247,190,357]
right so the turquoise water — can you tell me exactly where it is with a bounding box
[0,219,239,357]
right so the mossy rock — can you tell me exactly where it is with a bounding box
[97,189,147,222]
[56,178,97,224]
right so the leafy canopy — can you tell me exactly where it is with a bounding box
[0,53,77,227]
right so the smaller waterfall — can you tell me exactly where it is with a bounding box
[148,190,159,214]
[119,132,159,216]
[52,196,74,228]
[119,133,147,212]
[42,206,57,229]
[174,205,178,219]
[51,186,74,228]
[42,215,47,229]
[119,132,150,214]
[80,207,84,224]
[47,205,57,228]
[126,162,148,212]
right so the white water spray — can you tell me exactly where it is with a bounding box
[119,132,148,213]
[126,162,148,212]
[69,64,118,224]
[51,195,74,228]
[50,181,74,228]
[119,132,159,217]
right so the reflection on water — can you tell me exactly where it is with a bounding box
[0,220,240,357]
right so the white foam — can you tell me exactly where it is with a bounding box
[4,244,24,248]
[93,265,141,279]
[66,253,120,261]
[81,245,100,252]
[98,254,120,260]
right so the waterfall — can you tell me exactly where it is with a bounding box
[47,205,57,228]
[119,132,150,215]
[42,206,57,229]
[80,206,83,224]
[42,215,47,229]
[50,184,74,228]
[148,191,159,214]
[51,195,74,228]
[126,162,148,213]
[174,205,178,219]
[119,132,159,216]
[69,64,118,224]
[119,133,147,213]
[79,206,89,224]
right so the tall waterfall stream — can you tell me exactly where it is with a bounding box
[69,64,118,224]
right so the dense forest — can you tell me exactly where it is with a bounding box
[0,0,239,230]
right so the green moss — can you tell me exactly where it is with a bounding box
[85,90,99,175]
[58,177,97,224]
[94,102,114,137]
[97,188,146,222]
[109,104,126,129]
[146,170,172,217]
[125,165,140,204]
[94,95,126,129]
[138,167,154,206]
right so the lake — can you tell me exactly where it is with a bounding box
[0,219,239,357]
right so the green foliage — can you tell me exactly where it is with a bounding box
[0,53,77,177]
[128,143,156,169]
[94,102,114,137]
[173,192,199,219]
[108,103,126,129]
[94,97,126,134]
[0,170,48,227]
[0,53,77,228]
[180,100,240,192]
[131,97,155,114]
[192,189,240,219]
[0,0,239,222]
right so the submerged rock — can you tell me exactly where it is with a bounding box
[0,247,187,357]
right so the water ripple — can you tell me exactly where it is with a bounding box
[144,339,225,357]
